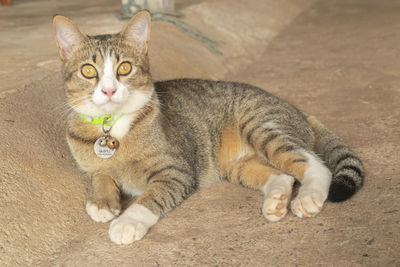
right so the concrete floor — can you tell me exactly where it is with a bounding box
[0,0,399,266]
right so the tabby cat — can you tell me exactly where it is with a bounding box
[53,11,364,245]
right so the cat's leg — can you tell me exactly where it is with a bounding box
[261,140,331,218]
[289,152,331,218]
[86,173,121,223]
[241,121,331,218]
[227,155,295,222]
[109,165,195,245]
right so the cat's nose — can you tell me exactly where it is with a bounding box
[101,88,116,97]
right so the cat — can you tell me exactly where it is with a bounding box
[53,10,364,245]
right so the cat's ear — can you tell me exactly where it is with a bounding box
[121,10,151,54]
[53,15,86,60]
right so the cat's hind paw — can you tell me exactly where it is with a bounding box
[263,192,289,222]
[262,174,294,222]
[86,200,120,223]
[290,191,324,218]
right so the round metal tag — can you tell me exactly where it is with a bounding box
[94,137,115,159]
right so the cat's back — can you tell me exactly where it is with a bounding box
[153,78,300,123]
[154,78,270,100]
[154,78,275,116]
[154,78,230,106]
[153,78,311,152]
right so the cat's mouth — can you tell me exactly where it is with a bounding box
[76,89,151,116]
[93,95,126,109]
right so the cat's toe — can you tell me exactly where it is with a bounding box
[290,191,324,218]
[104,197,121,216]
[262,192,289,222]
[109,217,148,245]
[86,201,116,223]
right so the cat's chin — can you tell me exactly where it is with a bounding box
[92,98,130,114]
[99,102,122,114]
[73,102,123,117]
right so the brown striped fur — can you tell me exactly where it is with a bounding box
[54,11,364,243]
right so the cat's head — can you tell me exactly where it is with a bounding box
[53,11,153,116]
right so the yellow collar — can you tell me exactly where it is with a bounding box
[79,114,123,127]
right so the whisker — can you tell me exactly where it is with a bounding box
[52,96,89,113]
[51,94,92,119]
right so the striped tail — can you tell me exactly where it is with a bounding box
[307,116,364,202]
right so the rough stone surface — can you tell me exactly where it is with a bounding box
[0,0,399,266]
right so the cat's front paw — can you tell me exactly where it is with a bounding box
[290,191,325,218]
[86,199,121,223]
[109,216,149,245]
[108,204,159,245]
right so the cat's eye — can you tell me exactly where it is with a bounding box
[117,62,133,76]
[81,64,97,79]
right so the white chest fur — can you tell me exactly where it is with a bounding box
[109,113,136,140]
